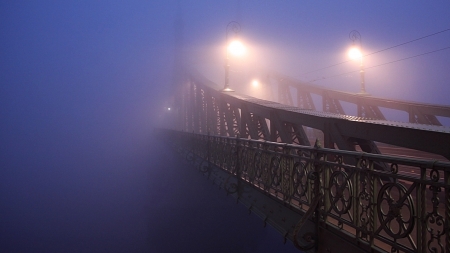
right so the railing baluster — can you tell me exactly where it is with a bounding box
[445,168,449,253]
[323,155,331,224]
[417,167,426,252]
[369,159,377,249]
[353,158,361,239]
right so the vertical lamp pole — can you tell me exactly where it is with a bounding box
[222,21,241,92]
[349,30,367,95]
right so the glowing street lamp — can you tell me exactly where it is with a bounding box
[228,40,246,57]
[348,47,362,60]
[223,21,245,92]
[348,30,367,95]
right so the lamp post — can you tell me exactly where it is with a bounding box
[222,21,243,92]
[348,30,368,95]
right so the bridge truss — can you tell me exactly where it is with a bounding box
[164,70,450,252]
[271,72,450,126]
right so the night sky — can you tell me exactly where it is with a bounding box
[1,1,449,252]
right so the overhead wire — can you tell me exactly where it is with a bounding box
[300,28,450,76]
[363,28,450,57]
[309,46,450,83]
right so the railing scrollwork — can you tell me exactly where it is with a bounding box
[166,129,450,253]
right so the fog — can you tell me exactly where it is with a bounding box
[1,1,449,252]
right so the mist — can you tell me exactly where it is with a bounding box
[0,1,298,252]
[1,1,450,252]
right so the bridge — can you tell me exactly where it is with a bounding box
[160,68,450,253]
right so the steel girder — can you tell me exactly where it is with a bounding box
[272,73,449,126]
[322,91,345,115]
[185,79,310,146]
[278,83,294,106]
[180,72,450,161]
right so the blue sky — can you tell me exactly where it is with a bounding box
[1,1,449,252]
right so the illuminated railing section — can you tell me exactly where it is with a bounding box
[167,129,450,253]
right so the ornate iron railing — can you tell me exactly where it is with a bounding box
[166,129,450,253]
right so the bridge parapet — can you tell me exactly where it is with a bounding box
[164,129,450,253]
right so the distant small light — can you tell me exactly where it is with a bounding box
[348,47,362,60]
[252,80,259,87]
[168,107,171,111]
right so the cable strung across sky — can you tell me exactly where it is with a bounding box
[300,27,450,77]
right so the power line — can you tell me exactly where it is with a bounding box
[309,46,450,83]
[364,28,450,57]
[301,28,450,76]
